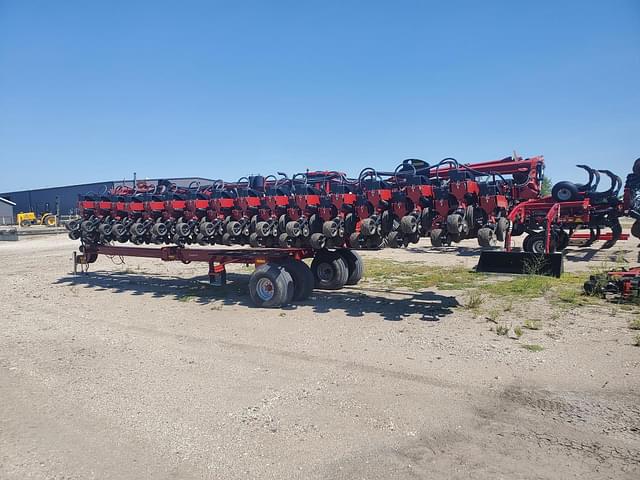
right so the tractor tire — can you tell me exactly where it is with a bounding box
[311,251,349,290]
[495,217,509,242]
[20,220,31,227]
[281,260,314,301]
[477,228,496,248]
[523,231,556,253]
[552,181,579,202]
[430,228,444,247]
[338,249,364,285]
[400,215,418,234]
[632,220,640,239]
[249,264,294,307]
[44,215,57,227]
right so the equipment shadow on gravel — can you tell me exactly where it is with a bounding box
[55,271,458,322]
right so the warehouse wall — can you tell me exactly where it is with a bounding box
[0,202,14,224]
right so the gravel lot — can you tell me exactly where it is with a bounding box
[1,234,639,479]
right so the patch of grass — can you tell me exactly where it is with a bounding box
[513,326,523,338]
[521,344,544,352]
[464,292,484,310]
[496,324,509,336]
[178,294,196,302]
[485,309,500,324]
[363,260,484,290]
[523,319,542,330]
[629,318,640,330]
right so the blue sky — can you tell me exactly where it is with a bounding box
[0,0,638,192]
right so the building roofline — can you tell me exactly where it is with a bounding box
[0,177,217,195]
[0,197,17,206]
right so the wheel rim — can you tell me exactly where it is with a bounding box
[556,188,572,201]
[317,262,334,282]
[255,278,275,301]
[532,239,545,253]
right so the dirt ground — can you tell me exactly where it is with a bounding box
[1,234,639,479]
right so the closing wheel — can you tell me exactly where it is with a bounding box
[430,228,444,247]
[348,232,361,249]
[322,220,340,238]
[495,217,509,242]
[446,213,467,236]
[309,232,326,250]
[249,264,294,307]
[338,249,364,285]
[281,260,314,301]
[477,228,496,248]
[400,215,418,234]
[311,251,349,290]
[286,221,302,237]
[360,218,377,236]
[227,221,243,236]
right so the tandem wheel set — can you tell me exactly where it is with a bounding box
[74,245,363,308]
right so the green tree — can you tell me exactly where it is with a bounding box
[541,177,552,196]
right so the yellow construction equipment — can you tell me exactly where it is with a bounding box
[17,211,58,227]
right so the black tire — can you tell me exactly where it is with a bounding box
[632,220,640,239]
[322,220,339,238]
[20,219,31,227]
[278,232,290,247]
[551,181,579,202]
[227,221,242,236]
[309,232,326,250]
[477,228,496,248]
[286,221,301,237]
[523,231,556,253]
[495,217,509,242]
[248,264,294,307]
[311,251,349,290]
[400,215,418,234]
[338,249,364,285]
[281,260,314,301]
[430,228,444,247]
